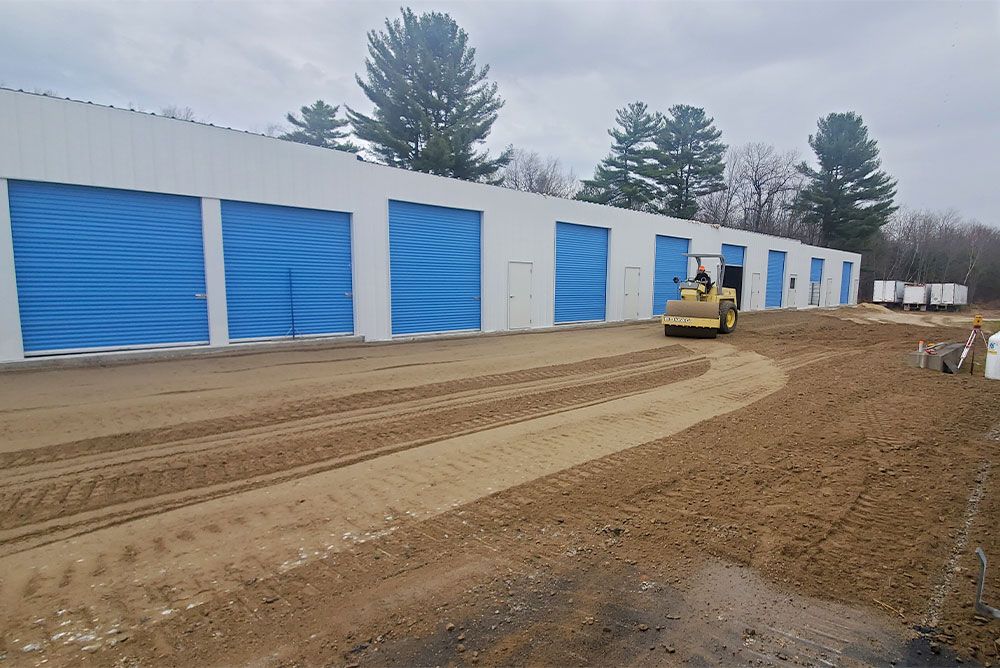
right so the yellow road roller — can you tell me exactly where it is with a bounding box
[661,253,738,338]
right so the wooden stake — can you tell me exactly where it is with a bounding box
[873,597,905,619]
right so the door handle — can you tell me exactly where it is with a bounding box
[344,291,353,298]
[194,293,208,299]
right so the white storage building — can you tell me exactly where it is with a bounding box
[0,89,861,363]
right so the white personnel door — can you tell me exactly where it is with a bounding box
[624,266,641,320]
[508,261,533,329]
[825,277,834,306]
[788,274,798,308]
[750,272,763,310]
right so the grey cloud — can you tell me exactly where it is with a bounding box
[0,0,996,223]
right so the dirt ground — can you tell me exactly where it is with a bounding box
[0,307,998,667]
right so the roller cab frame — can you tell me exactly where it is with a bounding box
[661,253,739,338]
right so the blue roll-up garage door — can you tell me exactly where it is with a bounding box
[809,257,825,305]
[653,235,690,315]
[840,261,853,304]
[389,200,481,335]
[720,243,746,309]
[555,222,609,323]
[221,201,353,340]
[8,180,208,354]
[765,250,786,309]
[721,243,745,267]
[810,258,824,283]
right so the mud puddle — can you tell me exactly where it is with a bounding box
[366,559,964,667]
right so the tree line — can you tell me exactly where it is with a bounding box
[580,102,899,252]
[264,7,900,259]
[155,6,993,302]
[870,211,1000,302]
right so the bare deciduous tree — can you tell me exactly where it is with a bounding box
[871,208,1000,302]
[262,123,285,138]
[697,142,809,241]
[248,123,287,138]
[159,105,199,121]
[696,146,743,228]
[735,142,803,235]
[501,148,578,198]
[695,143,1000,303]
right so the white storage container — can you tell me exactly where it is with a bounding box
[873,280,886,302]
[943,283,955,305]
[873,280,905,303]
[931,283,970,309]
[886,280,905,303]
[954,284,969,306]
[929,283,944,306]
[987,331,1000,380]
[903,283,930,308]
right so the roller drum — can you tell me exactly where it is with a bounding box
[665,300,721,319]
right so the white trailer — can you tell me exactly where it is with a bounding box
[929,283,943,308]
[873,280,905,304]
[903,283,930,311]
[954,283,969,307]
[930,283,968,310]
[873,280,886,302]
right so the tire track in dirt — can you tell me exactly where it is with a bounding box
[0,356,711,556]
[0,346,783,654]
[0,355,708,536]
[790,388,939,598]
[101,349,885,667]
[106,338,996,668]
[452,345,965,612]
[0,345,688,469]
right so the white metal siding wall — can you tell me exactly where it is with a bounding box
[0,178,23,361]
[0,90,863,361]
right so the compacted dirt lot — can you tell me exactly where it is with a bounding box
[1,307,998,666]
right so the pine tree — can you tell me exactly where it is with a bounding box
[576,102,662,210]
[654,104,727,219]
[796,112,897,251]
[280,100,358,152]
[347,8,510,182]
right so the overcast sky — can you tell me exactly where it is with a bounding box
[1,0,998,224]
